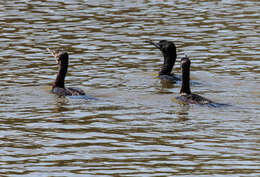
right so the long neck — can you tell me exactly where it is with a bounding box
[180,65,191,94]
[159,51,176,75]
[53,61,68,88]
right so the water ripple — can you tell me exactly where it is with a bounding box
[0,0,259,176]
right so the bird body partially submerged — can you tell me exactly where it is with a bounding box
[176,56,228,107]
[52,86,85,96]
[176,93,213,105]
[48,48,86,96]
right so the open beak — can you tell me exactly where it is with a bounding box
[147,40,161,49]
[55,58,59,64]
[47,48,59,64]
[47,48,54,55]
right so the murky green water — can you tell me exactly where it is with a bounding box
[0,0,259,176]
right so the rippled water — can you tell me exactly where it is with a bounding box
[0,0,259,176]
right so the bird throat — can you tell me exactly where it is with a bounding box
[53,62,68,88]
[159,52,176,76]
[180,66,191,94]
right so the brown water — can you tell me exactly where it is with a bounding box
[0,0,259,176]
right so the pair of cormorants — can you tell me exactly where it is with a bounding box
[47,40,225,106]
[148,40,216,106]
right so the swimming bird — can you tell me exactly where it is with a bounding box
[148,40,181,82]
[48,48,85,96]
[176,56,225,107]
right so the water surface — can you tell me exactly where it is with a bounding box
[0,0,259,176]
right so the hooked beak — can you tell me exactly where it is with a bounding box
[147,40,161,49]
